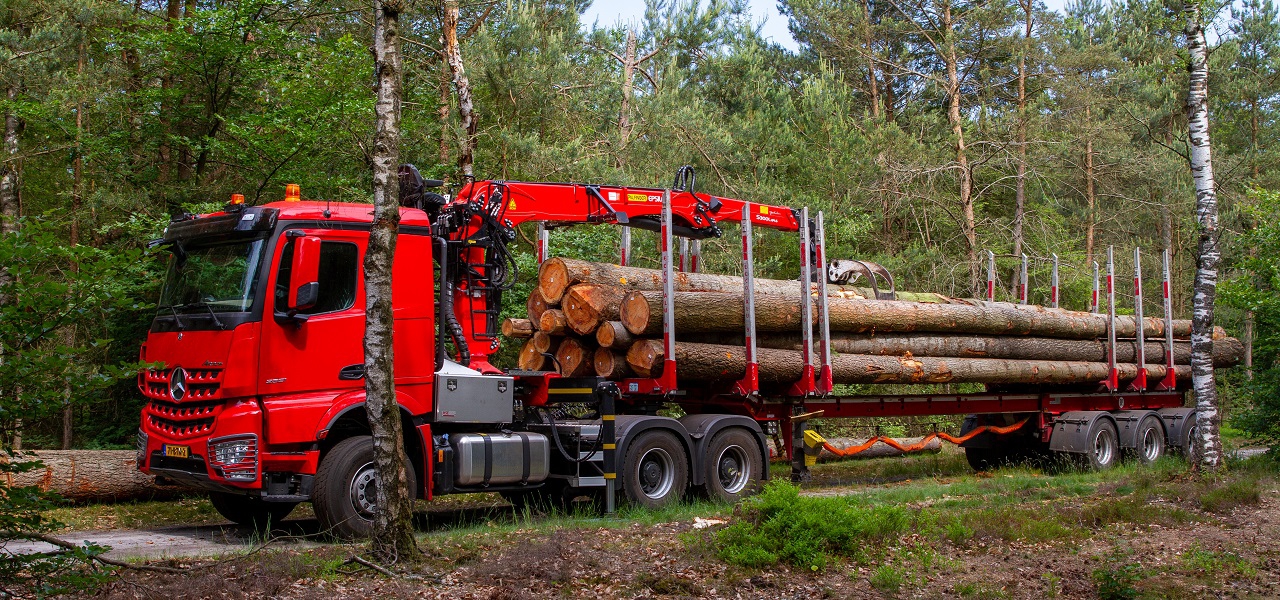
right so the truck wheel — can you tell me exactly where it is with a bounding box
[1080,419,1119,470]
[312,436,417,540]
[209,492,297,532]
[703,428,763,503]
[1127,416,1166,466]
[1184,423,1200,464]
[964,447,1005,472]
[622,430,688,509]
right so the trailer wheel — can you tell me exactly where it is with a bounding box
[1184,423,1200,464]
[312,436,417,540]
[703,428,763,503]
[622,430,689,509]
[208,493,297,532]
[1127,416,1166,466]
[964,447,1006,472]
[1079,419,1119,470]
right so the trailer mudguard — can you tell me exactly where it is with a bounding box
[1110,410,1163,449]
[614,415,695,482]
[1157,407,1197,450]
[1049,411,1116,454]
[678,414,770,486]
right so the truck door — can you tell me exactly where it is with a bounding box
[259,229,366,397]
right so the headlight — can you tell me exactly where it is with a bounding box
[208,434,258,482]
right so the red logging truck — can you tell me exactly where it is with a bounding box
[137,167,1199,538]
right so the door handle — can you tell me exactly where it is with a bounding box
[338,364,365,380]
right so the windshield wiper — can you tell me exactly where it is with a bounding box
[163,305,187,331]
[180,301,228,330]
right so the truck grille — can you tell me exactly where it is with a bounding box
[140,367,224,401]
[145,399,224,439]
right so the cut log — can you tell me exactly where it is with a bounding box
[626,339,666,379]
[554,337,594,377]
[628,341,1191,385]
[526,287,552,322]
[596,321,634,349]
[594,347,632,379]
[1,450,184,503]
[539,309,570,335]
[619,289,1213,340]
[755,333,1245,367]
[532,331,560,354]
[501,318,535,339]
[518,337,549,371]
[538,257,951,304]
[562,284,628,335]
[816,437,942,462]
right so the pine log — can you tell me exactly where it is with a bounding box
[627,341,1191,385]
[532,331,560,354]
[518,338,549,371]
[562,284,628,335]
[554,337,594,377]
[538,257,951,304]
[755,333,1245,367]
[594,347,632,379]
[501,318,535,339]
[816,437,942,462]
[539,309,570,335]
[619,289,1214,340]
[626,339,666,378]
[596,321,634,349]
[1,451,184,503]
[526,287,552,322]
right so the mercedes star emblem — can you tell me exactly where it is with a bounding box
[169,368,188,401]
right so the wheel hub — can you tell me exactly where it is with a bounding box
[350,462,378,518]
[716,446,750,494]
[637,448,674,499]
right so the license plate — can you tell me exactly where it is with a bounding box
[163,444,189,459]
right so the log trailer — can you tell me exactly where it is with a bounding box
[137,167,1200,538]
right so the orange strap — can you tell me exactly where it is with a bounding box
[821,418,1030,458]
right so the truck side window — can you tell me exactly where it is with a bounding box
[275,240,359,315]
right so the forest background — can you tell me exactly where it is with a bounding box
[2,0,1279,452]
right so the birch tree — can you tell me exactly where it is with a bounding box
[365,0,418,561]
[1184,0,1223,471]
[444,0,477,181]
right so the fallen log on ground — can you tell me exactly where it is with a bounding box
[1,450,185,503]
[816,436,942,461]
[626,340,1191,384]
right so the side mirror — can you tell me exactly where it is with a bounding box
[289,236,321,311]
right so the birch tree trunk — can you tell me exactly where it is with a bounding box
[942,0,978,294]
[365,0,417,561]
[444,0,477,180]
[1184,4,1223,471]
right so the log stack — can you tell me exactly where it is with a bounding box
[511,258,1245,387]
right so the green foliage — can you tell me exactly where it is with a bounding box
[713,480,908,570]
[1223,190,1280,451]
[1091,550,1143,600]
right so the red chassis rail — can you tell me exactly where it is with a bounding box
[446,180,804,373]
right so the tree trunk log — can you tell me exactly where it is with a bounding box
[526,287,551,322]
[1,451,185,503]
[538,258,952,304]
[628,341,1190,385]
[532,331,559,355]
[501,318,534,339]
[816,437,942,462]
[554,337,594,377]
[562,284,628,335]
[518,337,548,371]
[596,321,634,349]
[620,288,1212,340]
[593,347,632,379]
[755,333,1244,367]
[538,309,569,335]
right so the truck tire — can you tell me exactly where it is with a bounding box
[1079,419,1119,470]
[209,492,297,532]
[702,428,763,503]
[622,430,689,509]
[1126,415,1166,466]
[312,436,417,540]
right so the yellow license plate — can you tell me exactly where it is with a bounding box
[163,444,189,459]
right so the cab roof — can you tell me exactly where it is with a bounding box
[249,201,434,228]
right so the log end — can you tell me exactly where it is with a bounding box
[620,291,653,336]
[538,258,571,304]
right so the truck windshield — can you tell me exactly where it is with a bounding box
[158,238,268,313]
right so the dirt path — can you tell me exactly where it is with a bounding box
[3,521,325,561]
